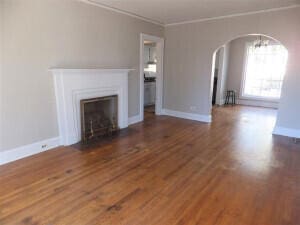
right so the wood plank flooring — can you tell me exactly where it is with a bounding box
[1,106,300,225]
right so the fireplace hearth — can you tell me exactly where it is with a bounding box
[80,95,118,143]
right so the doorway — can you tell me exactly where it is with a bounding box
[210,34,288,112]
[139,34,164,121]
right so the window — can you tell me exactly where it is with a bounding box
[242,44,288,100]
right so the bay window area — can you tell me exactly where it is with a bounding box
[241,44,288,100]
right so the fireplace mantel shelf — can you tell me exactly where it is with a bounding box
[50,69,135,74]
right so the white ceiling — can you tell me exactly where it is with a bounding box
[87,0,300,25]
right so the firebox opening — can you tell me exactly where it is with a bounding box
[80,95,118,143]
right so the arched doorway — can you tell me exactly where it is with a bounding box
[210,34,288,119]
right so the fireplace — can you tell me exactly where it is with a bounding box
[51,69,131,146]
[80,95,118,143]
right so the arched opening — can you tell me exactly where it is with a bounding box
[210,34,288,124]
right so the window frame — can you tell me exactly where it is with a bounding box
[240,42,286,102]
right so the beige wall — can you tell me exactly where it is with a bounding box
[226,35,279,107]
[0,0,163,151]
[0,1,3,149]
[164,7,300,129]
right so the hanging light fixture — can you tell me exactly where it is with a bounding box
[253,36,269,48]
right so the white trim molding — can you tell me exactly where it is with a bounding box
[79,0,164,26]
[79,0,299,28]
[162,109,212,123]
[165,5,300,27]
[0,112,143,165]
[0,137,60,165]
[139,34,164,121]
[51,69,132,146]
[216,99,226,106]
[128,114,142,125]
[237,99,278,108]
[273,126,300,138]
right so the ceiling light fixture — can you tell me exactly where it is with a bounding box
[253,36,269,48]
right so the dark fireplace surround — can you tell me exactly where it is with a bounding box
[80,95,118,143]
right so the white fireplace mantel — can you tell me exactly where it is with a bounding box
[51,69,133,146]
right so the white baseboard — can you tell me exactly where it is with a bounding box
[216,99,225,106]
[273,126,300,138]
[162,109,211,123]
[128,114,142,125]
[237,99,278,108]
[0,110,211,166]
[0,114,142,165]
[0,137,61,165]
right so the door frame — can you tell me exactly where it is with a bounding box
[139,33,164,121]
[215,46,226,106]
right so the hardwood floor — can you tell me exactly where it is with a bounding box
[1,106,300,225]
[144,105,155,120]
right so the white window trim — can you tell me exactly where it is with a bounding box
[240,42,281,103]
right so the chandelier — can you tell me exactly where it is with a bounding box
[253,36,269,48]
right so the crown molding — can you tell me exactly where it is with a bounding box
[78,0,164,27]
[165,4,300,27]
[78,1,300,28]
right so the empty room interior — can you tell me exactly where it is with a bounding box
[1,0,300,224]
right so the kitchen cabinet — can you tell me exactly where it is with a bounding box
[144,82,156,106]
